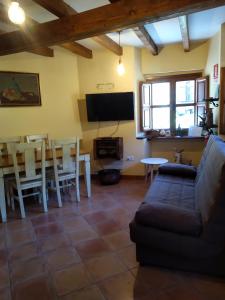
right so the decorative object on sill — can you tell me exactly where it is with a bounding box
[8,1,25,25]
[203,97,219,107]
[177,124,182,136]
[199,108,218,135]
[145,130,160,140]
[173,148,192,165]
[117,31,125,76]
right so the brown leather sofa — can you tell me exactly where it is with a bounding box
[130,135,225,276]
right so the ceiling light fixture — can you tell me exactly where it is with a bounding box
[117,31,125,76]
[8,1,25,25]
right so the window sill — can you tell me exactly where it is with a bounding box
[136,134,206,141]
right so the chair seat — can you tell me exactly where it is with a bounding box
[11,179,43,190]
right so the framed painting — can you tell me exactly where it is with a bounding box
[0,71,41,107]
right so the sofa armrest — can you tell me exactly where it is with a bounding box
[158,163,197,178]
[135,202,202,236]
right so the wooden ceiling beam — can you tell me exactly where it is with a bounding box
[0,4,53,57]
[0,2,92,58]
[134,25,158,55]
[179,15,190,52]
[61,42,92,59]
[33,0,122,56]
[0,4,54,57]
[0,0,225,55]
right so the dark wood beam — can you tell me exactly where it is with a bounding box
[0,0,225,56]
[33,0,123,56]
[60,42,92,58]
[0,2,92,59]
[0,3,54,57]
[134,25,158,55]
[179,15,190,52]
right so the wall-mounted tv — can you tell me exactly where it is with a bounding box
[86,92,134,122]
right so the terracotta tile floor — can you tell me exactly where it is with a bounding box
[1,178,225,299]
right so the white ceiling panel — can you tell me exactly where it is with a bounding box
[189,6,225,41]
[145,18,182,46]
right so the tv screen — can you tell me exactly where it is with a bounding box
[86,92,134,122]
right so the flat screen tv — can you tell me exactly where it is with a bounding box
[86,92,134,122]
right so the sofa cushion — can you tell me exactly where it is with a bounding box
[195,138,225,224]
[135,202,202,236]
[159,163,197,178]
[144,174,196,210]
[196,135,223,183]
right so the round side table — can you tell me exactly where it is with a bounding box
[140,157,168,183]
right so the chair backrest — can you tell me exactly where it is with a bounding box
[26,134,49,148]
[51,138,80,174]
[10,141,46,185]
[0,136,23,155]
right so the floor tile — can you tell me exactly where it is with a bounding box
[39,233,71,253]
[62,216,91,232]
[93,219,122,236]
[12,275,54,300]
[117,244,138,269]
[75,238,111,259]
[98,271,135,300]
[0,288,11,300]
[35,222,63,239]
[44,247,81,271]
[0,249,8,268]
[68,228,98,244]
[9,242,39,262]
[60,285,105,300]
[0,266,10,289]
[53,263,91,296]
[31,213,57,227]
[85,253,126,282]
[103,230,132,250]
[6,229,35,248]
[10,256,46,285]
[84,211,110,225]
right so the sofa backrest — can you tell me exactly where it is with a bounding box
[195,137,225,243]
[196,135,222,183]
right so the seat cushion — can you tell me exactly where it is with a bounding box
[135,202,202,236]
[159,163,197,178]
[144,174,196,210]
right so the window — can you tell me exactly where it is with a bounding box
[140,74,208,135]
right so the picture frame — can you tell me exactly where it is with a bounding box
[0,71,41,107]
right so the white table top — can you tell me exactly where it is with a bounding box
[140,158,168,165]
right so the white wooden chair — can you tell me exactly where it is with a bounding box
[50,137,80,207]
[0,136,23,207]
[26,134,49,148]
[9,141,47,218]
[0,136,23,154]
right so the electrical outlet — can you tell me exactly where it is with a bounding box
[127,155,135,161]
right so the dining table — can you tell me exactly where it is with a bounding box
[0,148,91,222]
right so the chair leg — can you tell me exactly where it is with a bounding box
[42,187,48,213]
[9,186,15,211]
[18,189,26,219]
[76,176,80,202]
[55,180,62,208]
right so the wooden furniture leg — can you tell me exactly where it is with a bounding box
[0,169,7,222]
[84,154,91,198]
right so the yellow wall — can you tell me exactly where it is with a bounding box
[0,47,82,139]
[78,47,145,175]
[142,42,209,75]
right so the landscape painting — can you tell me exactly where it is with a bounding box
[0,71,41,107]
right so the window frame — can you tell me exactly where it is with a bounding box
[139,73,203,135]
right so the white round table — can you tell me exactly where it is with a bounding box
[140,157,168,183]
